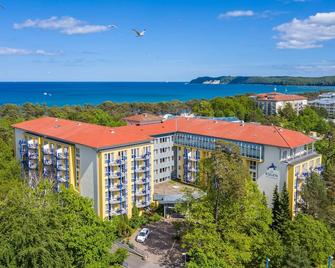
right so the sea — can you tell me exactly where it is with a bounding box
[1,82,335,106]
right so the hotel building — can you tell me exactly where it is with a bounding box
[13,116,321,218]
[251,92,307,115]
[309,92,335,119]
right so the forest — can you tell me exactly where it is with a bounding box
[190,75,335,86]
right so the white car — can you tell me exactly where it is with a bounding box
[136,228,150,243]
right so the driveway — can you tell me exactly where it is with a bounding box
[126,219,184,268]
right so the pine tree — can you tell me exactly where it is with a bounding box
[323,165,335,204]
[282,243,311,268]
[271,183,291,234]
[280,182,291,221]
[271,184,281,229]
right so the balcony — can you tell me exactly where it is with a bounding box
[189,167,198,172]
[116,157,127,164]
[136,201,150,208]
[28,161,38,170]
[56,148,68,159]
[141,166,150,172]
[27,140,38,149]
[134,168,144,173]
[135,178,150,185]
[43,158,53,166]
[188,156,200,162]
[105,172,122,178]
[43,145,54,155]
[28,152,38,160]
[57,164,67,171]
[111,208,127,216]
[135,190,150,196]
[110,184,126,191]
[109,196,126,204]
[57,175,66,183]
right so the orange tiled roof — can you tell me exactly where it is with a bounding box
[123,113,163,122]
[13,117,314,149]
[254,92,307,102]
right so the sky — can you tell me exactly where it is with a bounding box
[0,0,334,81]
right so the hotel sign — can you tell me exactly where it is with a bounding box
[265,163,280,180]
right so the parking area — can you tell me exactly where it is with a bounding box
[126,219,184,268]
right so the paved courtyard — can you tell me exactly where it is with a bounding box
[125,219,184,268]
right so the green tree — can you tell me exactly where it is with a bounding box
[0,180,123,268]
[300,172,328,219]
[181,141,284,267]
[192,100,214,117]
[279,103,297,121]
[271,183,290,235]
[271,184,281,228]
[280,182,290,221]
[282,214,334,267]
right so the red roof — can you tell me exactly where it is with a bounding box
[13,117,314,149]
[123,113,163,123]
[254,92,307,102]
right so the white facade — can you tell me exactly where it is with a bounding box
[153,134,175,183]
[309,93,335,118]
[256,99,307,115]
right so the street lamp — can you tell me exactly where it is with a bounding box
[182,253,187,266]
[328,256,333,268]
[266,257,270,268]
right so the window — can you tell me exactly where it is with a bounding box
[249,161,256,170]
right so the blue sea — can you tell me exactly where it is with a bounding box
[1,82,335,106]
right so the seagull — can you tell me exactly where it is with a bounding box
[108,24,118,29]
[132,29,146,37]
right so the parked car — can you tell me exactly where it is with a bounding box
[136,228,150,243]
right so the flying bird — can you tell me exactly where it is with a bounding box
[132,29,146,37]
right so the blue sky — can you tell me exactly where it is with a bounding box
[0,0,334,81]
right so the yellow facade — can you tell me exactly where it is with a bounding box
[22,134,77,190]
[100,143,154,219]
[176,145,258,184]
[287,155,322,217]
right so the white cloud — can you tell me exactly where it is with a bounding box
[218,10,254,19]
[0,47,60,56]
[274,11,335,49]
[14,16,116,35]
[218,10,286,20]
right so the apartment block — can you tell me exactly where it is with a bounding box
[13,116,321,217]
[251,92,307,115]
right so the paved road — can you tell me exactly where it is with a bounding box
[125,219,184,268]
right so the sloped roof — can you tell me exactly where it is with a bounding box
[13,116,314,149]
[123,113,163,122]
[254,92,307,102]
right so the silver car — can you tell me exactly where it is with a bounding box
[136,228,150,243]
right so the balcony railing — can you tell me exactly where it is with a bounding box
[28,141,38,149]
[109,197,126,204]
[135,190,150,196]
[111,208,127,216]
[105,172,122,178]
[135,178,150,185]
[28,152,38,160]
[110,184,126,191]
[43,158,53,166]
[136,201,150,208]
[56,175,66,183]
[43,147,54,155]
[28,161,37,170]
[57,164,66,171]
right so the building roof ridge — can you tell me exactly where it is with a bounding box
[273,125,292,148]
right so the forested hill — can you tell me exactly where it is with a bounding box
[190,76,335,86]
